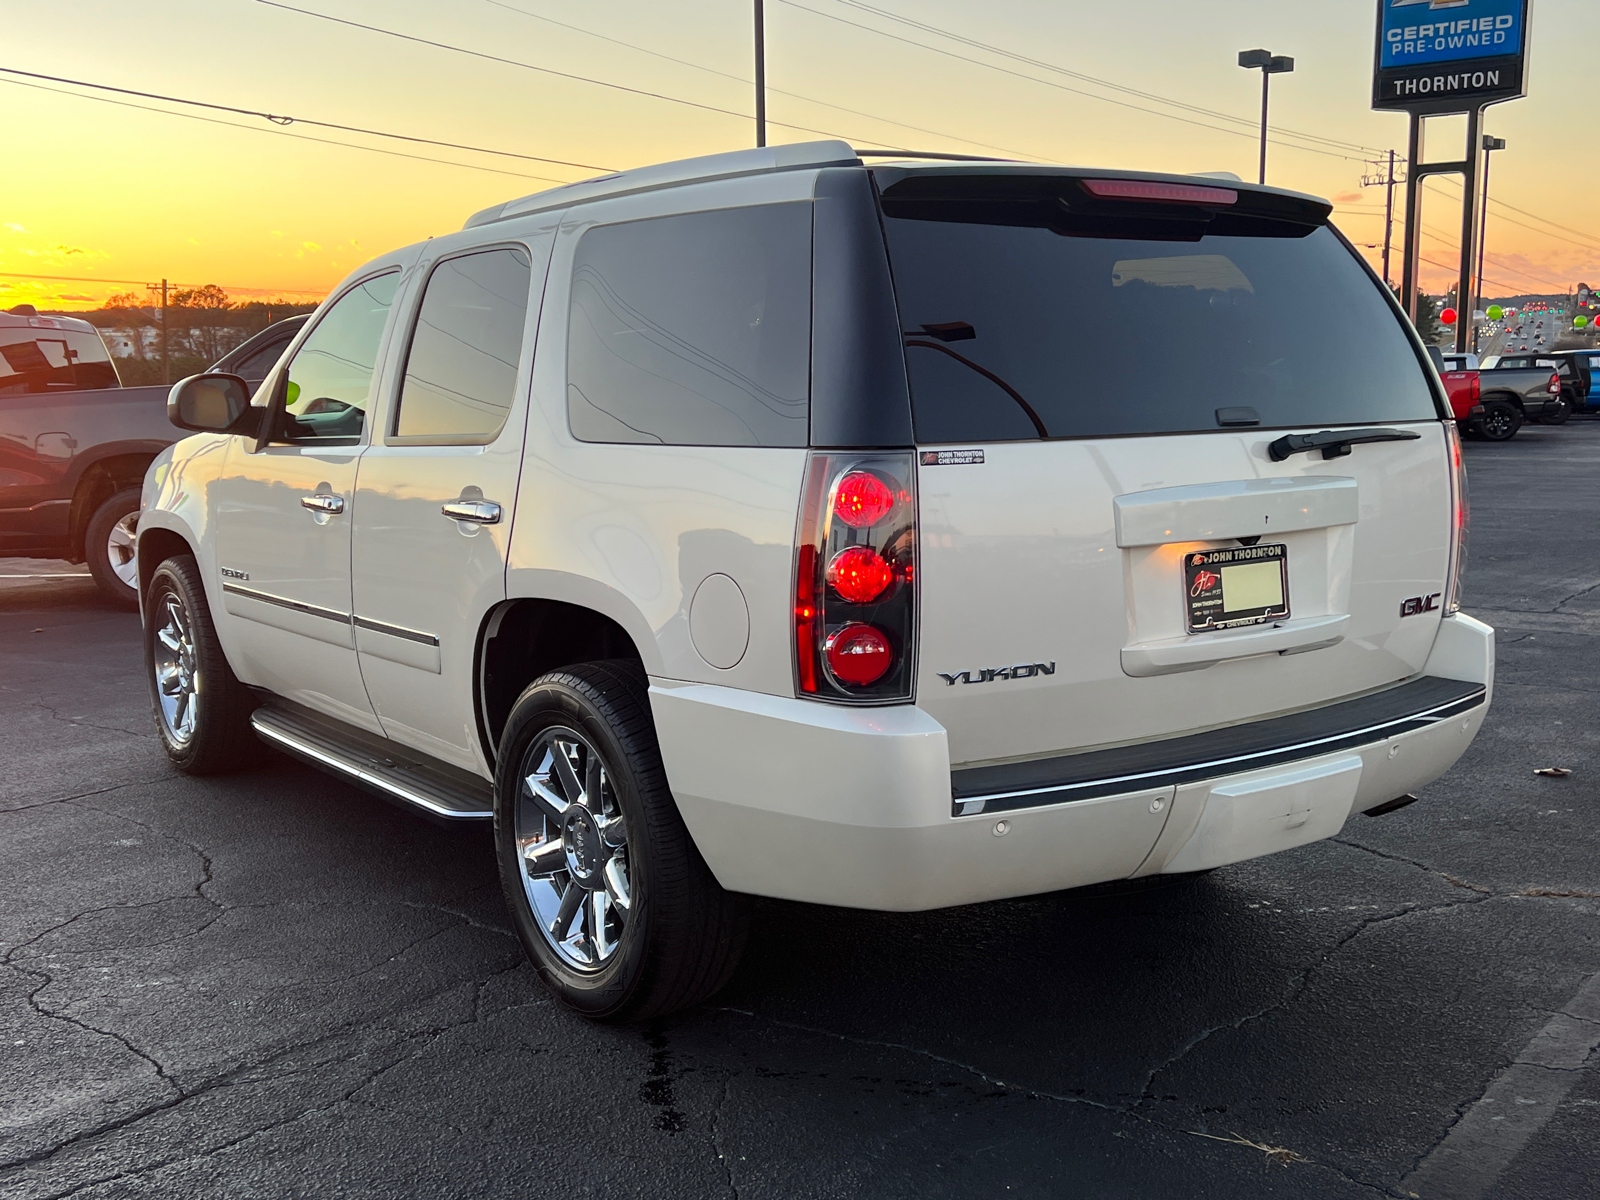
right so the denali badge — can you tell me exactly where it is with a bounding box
[220,567,250,580]
[1399,592,1441,617]
[938,663,1056,686]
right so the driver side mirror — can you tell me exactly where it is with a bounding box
[167,373,262,437]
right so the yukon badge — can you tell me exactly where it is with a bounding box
[938,663,1056,686]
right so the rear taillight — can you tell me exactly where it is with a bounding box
[794,452,916,703]
[1444,422,1470,616]
[1548,372,1561,395]
[1470,374,1481,403]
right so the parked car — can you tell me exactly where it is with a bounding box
[213,315,308,387]
[1474,355,1567,436]
[1541,349,1600,413]
[1426,348,1485,431]
[0,310,307,605]
[140,142,1492,1021]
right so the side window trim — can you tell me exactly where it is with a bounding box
[384,240,542,448]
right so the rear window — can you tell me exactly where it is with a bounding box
[879,181,1438,442]
[0,326,118,393]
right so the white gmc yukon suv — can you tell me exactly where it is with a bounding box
[139,142,1492,1021]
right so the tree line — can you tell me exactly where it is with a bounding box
[73,285,321,386]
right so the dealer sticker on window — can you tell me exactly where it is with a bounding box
[1184,544,1289,633]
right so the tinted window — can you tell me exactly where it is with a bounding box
[880,199,1438,442]
[567,204,811,447]
[0,327,118,393]
[233,336,292,382]
[394,247,532,441]
[279,272,399,444]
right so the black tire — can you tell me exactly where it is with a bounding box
[1541,397,1572,425]
[1478,400,1523,441]
[142,554,260,774]
[85,487,142,609]
[493,660,749,1022]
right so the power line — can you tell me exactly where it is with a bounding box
[0,76,572,183]
[827,0,1381,156]
[0,270,325,295]
[479,0,1043,160]
[773,0,1370,163]
[254,0,878,146]
[0,65,612,172]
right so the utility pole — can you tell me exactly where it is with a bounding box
[159,278,169,385]
[1238,49,1294,186]
[1474,134,1505,354]
[753,0,766,148]
[1382,149,1398,288]
[1363,150,1403,288]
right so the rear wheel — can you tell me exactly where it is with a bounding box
[85,488,142,609]
[1541,397,1572,425]
[1477,400,1523,441]
[142,555,259,774]
[493,660,748,1022]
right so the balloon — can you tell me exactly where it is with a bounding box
[1487,304,1503,320]
[1577,316,1591,329]
[1440,307,1458,324]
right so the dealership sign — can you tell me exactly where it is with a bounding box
[1373,0,1531,112]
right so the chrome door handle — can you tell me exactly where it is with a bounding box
[442,500,502,525]
[300,494,345,515]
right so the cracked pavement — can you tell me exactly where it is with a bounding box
[2,426,1598,1198]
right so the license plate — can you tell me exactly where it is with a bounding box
[1184,544,1289,633]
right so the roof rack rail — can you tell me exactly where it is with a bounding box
[854,149,1013,162]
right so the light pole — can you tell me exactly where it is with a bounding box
[1238,49,1294,186]
[1473,134,1504,354]
[754,0,766,148]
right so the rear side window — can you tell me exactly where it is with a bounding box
[566,204,811,447]
[879,185,1439,442]
[393,247,532,442]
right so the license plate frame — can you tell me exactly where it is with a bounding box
[1184,544,1290,634]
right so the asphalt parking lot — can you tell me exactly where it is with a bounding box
[3,426,1597,1199]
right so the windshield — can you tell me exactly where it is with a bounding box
[879,189,1439,443]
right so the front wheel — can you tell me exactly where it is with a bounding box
[85,488,142,609]
[1477,400,1523,441]
[142,555,259,774]
[493,661,748,1022]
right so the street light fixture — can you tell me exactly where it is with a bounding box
[1238,49,1294,186]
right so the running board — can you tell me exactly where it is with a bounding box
[251,703,494,822]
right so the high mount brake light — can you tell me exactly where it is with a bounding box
[794,453,917,704]
[1080,178,1238,205]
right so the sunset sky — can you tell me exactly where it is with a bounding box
[3,0,1596,312]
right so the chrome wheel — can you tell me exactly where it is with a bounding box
[515,727,630,972]
[106,511,138,588]
[153,592,199,744]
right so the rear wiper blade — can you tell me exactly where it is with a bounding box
[903,336,1050,438]
[1267,427,1421,462]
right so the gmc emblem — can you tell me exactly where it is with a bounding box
[1399,593,1441,617]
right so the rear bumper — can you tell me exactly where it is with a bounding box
[652,613,1494,911]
